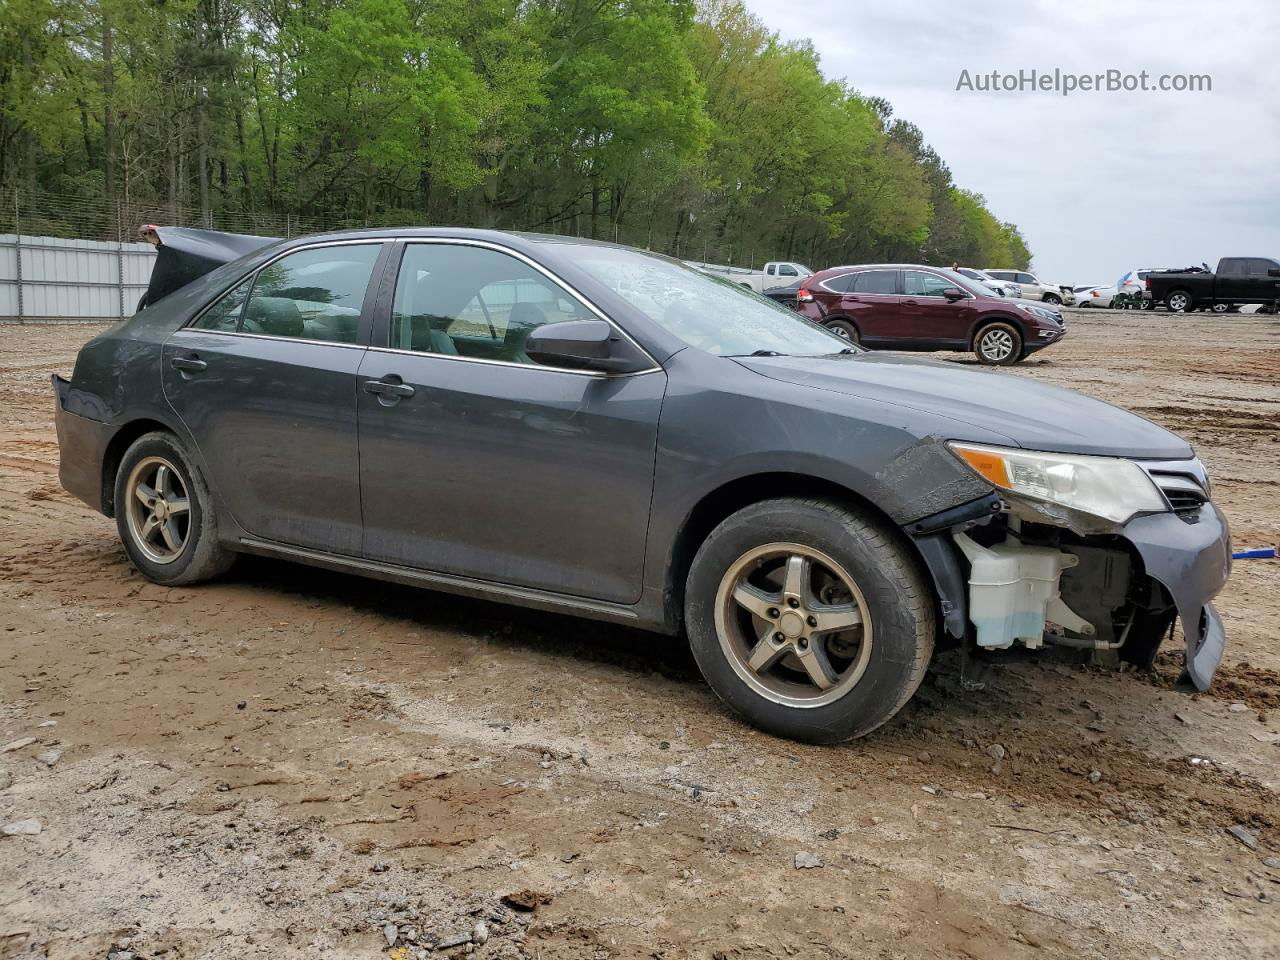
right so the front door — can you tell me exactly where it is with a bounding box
[899,270,969,347]
[356,240,665,604]
[162,241,387,555]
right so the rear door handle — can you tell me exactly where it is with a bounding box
[170,356,207,373]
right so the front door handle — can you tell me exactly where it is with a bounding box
[170,356,207,373]
[362,377,415,400]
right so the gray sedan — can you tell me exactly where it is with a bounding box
[52,228,1230,742]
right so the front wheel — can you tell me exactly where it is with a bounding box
[1043,293,1062,305]
[974,322,1023,365]
[684,498,935,743]
[114,431,236,585]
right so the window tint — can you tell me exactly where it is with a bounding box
[1218,260,1243,276]
[766,264,776,276]
[390,244,595,363]
[1250,258,1277,275]
[1014,272,1035,284]
[852,270,898,295]
[192,277,253,331]
[822,272,858,293]
[242,244,381,342]
[986,271,1013,281]
[778,264,799,277]
[904,271,956,297]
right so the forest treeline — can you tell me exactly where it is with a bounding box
[0,0,1031,268]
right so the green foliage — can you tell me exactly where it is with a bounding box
[0,0,1029,268]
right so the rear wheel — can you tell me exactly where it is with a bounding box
[114,431,235,585]
[974,322,1022,365]
[1166,289,1193,313]
[824,318,860,344]
[684,498,934,743]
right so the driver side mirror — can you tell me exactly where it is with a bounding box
[942,287,967,301]
[524,319,649,374]
[1269,268,1280,278]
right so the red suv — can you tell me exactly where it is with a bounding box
[795,264,1066,365]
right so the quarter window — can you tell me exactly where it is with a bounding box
[822,273,858,293]
[192,277,253,331]
[852,270,898,295]
[241,244,382,343]
[390,244,596,363]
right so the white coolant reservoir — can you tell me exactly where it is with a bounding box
[953,533,1091,649]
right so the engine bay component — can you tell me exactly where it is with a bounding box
[953,532,1093,649]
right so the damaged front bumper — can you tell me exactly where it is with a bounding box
[1122,504,1230,689]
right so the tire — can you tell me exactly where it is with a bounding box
[114,431,236,586]
[684,498,935,743]
[825,318,860,344]
[1043,293,1062,305]
[1166,289,1193,313]
[1211,302,1229,313]
[973,322,1023,365]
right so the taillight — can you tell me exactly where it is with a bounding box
[797,287,814,303]
[1144,276,1151,289]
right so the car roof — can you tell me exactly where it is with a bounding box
[812,263,955,278]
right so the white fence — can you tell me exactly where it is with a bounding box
[0,234,156,321]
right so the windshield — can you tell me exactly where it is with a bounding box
[552,243,853,357]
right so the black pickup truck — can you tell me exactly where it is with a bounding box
[1148,257,1280,313]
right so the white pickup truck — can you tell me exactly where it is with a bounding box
[685,259,814,293]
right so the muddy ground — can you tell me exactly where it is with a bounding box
[1,310,1278,960]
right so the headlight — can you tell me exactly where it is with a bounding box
[1014,302,1054,321]
[948,443,1168,525]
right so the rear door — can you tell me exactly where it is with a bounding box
[162,241,388,555]
[355,239,665,604]
[842,269,901,342]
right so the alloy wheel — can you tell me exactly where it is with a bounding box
[979,328,1015,362]
[714,543,872,708]
[125,456,191,564]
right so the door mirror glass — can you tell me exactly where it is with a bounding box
[942,286,966,301]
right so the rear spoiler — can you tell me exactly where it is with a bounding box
[138,225,279,308]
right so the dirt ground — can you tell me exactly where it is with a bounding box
[2,311,1278,960]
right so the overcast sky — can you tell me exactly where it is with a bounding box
[748,0,1280,283]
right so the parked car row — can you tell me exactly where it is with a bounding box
[1069,259,1280,314]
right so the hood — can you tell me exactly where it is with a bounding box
[738,353,1194,460]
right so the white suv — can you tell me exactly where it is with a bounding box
[985,269,1071,305]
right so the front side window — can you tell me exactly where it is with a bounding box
[192,277,253,331]
[241,244,382,343]
[1250,258,1278,275]
[778,264,799,277]
[853,270,899,295]
[904,271,956,298]
[390,244,595,363]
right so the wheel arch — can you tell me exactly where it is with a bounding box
[664,471,937,633]
[967,313,1025,348]
[101,417,181,518]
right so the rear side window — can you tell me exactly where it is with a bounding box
[1015,272,1036,284]
[241,244,382,343]
[853,270,898,295]
[986,271,1013,281]
[192,277,253,332]
[1218,260,1244,276]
